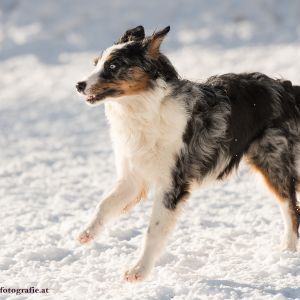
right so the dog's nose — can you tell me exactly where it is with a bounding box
[76,81,86,93]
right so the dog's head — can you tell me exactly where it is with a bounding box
[76,26,177,105]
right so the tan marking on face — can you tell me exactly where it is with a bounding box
[121,67,151,94]
[88,67,151,98]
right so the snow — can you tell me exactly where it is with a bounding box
[1,0,300,299]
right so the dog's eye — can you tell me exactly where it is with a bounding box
[110,64,116,70]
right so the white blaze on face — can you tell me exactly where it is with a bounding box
[83,43,128,94]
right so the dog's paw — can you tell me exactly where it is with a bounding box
[124,263,150,283]
[78,228,96,244]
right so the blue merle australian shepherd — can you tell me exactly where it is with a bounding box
[76,26,300,282]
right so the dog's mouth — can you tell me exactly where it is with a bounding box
[84,88,120,104]
[85,94,104,104]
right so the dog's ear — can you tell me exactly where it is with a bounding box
[146,26,170,59]
[117,26,145,44]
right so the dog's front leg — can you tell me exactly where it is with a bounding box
[124,187,186,282]
[78,176,143,244]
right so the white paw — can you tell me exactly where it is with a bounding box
[124,263,151,283]
[78,223,102,245]
[78,228,95,244]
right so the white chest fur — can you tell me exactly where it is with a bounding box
[105,85,187,186]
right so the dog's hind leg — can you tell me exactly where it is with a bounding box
[247,129,300,251]
[250,162,299,251]
[279,200,299,251]
[78,175,145,244]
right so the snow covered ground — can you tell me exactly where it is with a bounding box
[1,0,300,299]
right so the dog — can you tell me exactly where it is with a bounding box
[76,25,300,282]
